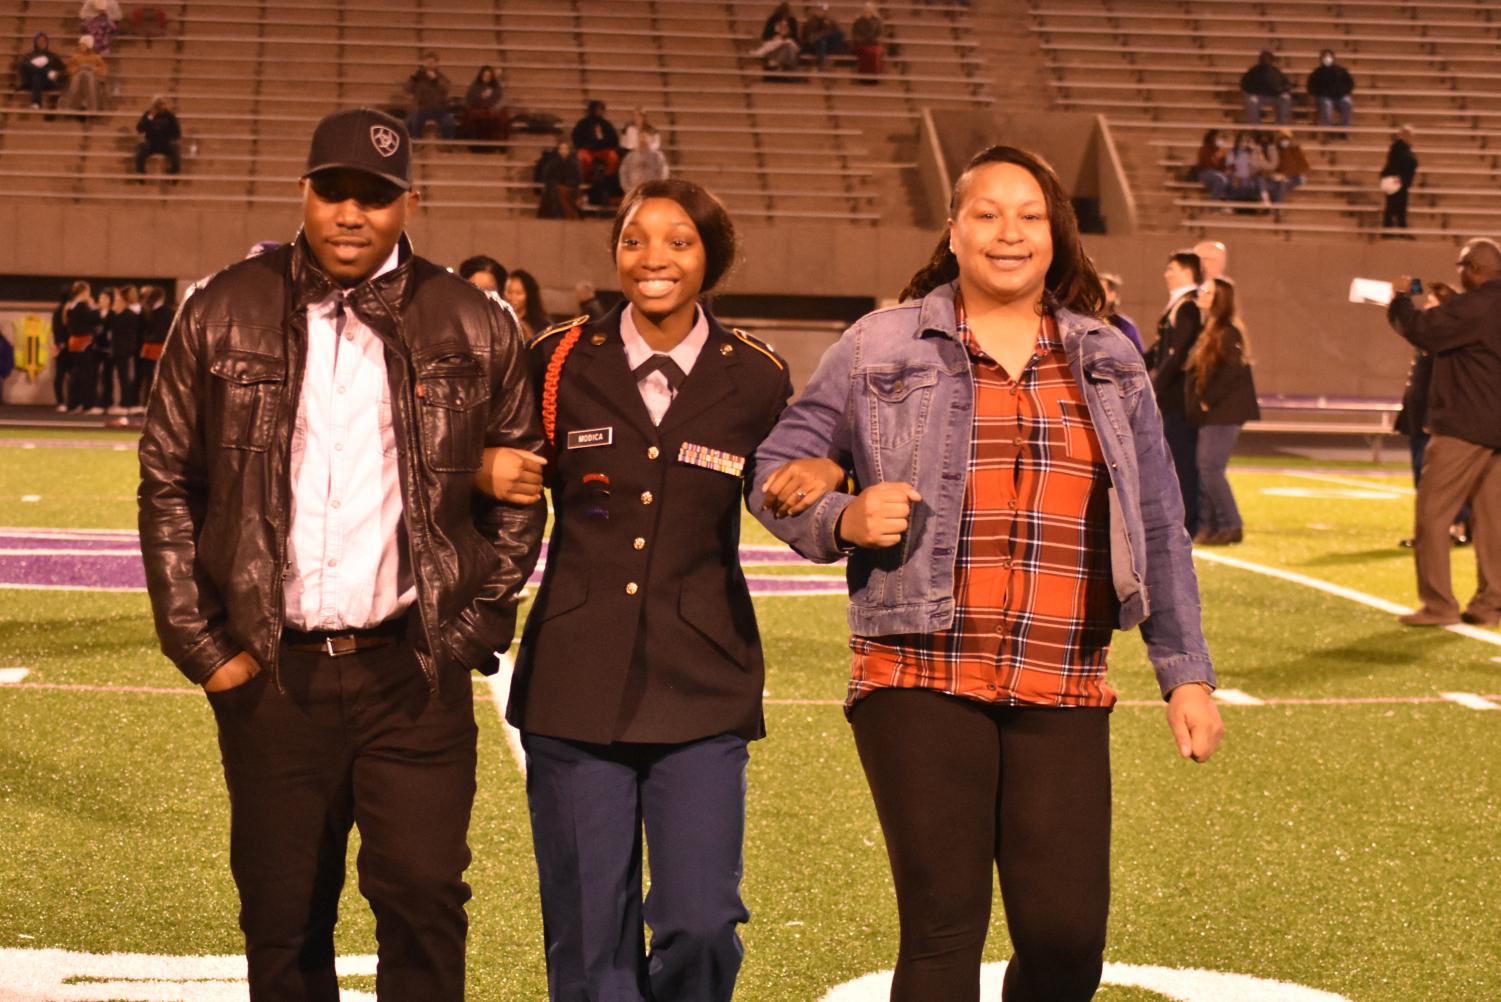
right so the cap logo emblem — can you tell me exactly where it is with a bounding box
[370,125,400,158]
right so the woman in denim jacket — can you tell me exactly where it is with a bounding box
[752,145,1223,1002]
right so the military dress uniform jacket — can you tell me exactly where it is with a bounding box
[507,304,793,745]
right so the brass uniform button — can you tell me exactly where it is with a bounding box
[647,446,660,460]
[720,343,734,356]
[633,537,646,550]
[640,491,654,505]
[625,582,639,596]
[590,333,607,346]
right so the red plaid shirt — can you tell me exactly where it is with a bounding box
[848,303,1118,710]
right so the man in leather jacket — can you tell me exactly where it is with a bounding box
[137,107,545,1000]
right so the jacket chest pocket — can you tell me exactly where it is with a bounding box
[416,356,488,472]
[1057,399,1105,464]
[210,349,285,452]
[863,365,938,450]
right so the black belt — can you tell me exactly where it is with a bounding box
[283,617,406,657]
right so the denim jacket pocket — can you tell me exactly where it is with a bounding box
[209,349,285,452]
[416,354,488,472]
[864,365,938,450]
[1057,399,1105,464]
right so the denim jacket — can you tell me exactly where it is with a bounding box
[748,282,1215,698]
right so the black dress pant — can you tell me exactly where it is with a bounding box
[112,354,137,408]
[1383,187,1409,229]
[67,349,97,410]
[1160,408,1200,536]
[850,689,1112,1002]
[208,637,477,1002]
[51,347,71,405]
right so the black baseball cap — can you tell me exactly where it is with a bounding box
[303,107,412,191]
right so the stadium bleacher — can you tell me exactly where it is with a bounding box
[3,0,990,225]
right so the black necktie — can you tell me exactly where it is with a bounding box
[333,296,348,339]
[632,354,686,392]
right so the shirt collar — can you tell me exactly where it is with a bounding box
[953,288,1058,363]
[619,304,709,375]
[1167,284,1198,307]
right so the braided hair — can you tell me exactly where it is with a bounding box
[899,144,1106,318]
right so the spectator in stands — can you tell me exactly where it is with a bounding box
[1099,272,1145,353]
[535,139,582,219]
[1185,277,1258,545]
[571,100,621,180]
[61,35,107,114]
[504,269,549,339]
[79,0,121,56]
[619,107,651,153]
[1388,238,1501,626]
[459,255,508,295]
[135,96,182,175]
[1241,49,1292,125]
[136,285,169,409]
[575,280,607,321]
[1266,129,1308,203]
[1193,129,1230,200]
[752,19,803,79]
[405,51,457,140]
[1307,49,1354,131]
[1147,250,1204,535]
[851,3,885,80]
[620,125,670,193]
[1380,125,1417,234]
[762,2,798,41]
[1193,239,1228,281]
[462,65,509,152]
[16,33,66,109]
[801,3,849,70]
[1224,131,1269,203]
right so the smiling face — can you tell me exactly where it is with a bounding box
[948,162,1053,310]
[615,197,707,325]
[300,169,415,287]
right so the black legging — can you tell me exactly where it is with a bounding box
[1383,187,1409,229]
[850,688,1112,1002]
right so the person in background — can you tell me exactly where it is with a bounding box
[61,35,106,114]
[1381,125,1418,234]
[405,51,456,140]
[761,1,798,41]
[801,3,848,70]
[0,322,12,405]
[1185,277,1258,545]
[620,125,670,192]
[1148,250,1204,536]
[749,144,1221,1002]
[753,18,802,79]
[1394,345,1471,550]
[851,2,884,80]
[90,287,114,413]
[1241,49,1292,124]
[78,0,120,55]
[571,99,621,180]
[574,280,607,321]
[1388,239,1501,626]
[462,65,509,153]
[1099,272,1144,354]
[1193,239,1228,281]
[1307,49,1354,131]
[105,284,142,415]
[1225,131,1269,203]
[16,33,66,109]
[1266,130,1308,203]
[535,139,582,219]
[135,285,170,410]
[459,255,508,295]
[505,268,550,339]
[1192,129,1230,201]
[51,286,74,412]
[135,96,182,175]
[63,281,100,414]
[618,107,651,153]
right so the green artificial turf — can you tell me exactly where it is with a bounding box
[1,436,1498,1001]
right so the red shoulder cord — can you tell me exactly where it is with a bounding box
[541,325,584,447]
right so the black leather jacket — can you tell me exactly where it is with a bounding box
[138,236,546,689]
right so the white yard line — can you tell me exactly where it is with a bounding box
[483,654,528,776]
[1439,691,1500,711]
[1282,470,1414,496]
[1193,550,1501,649]
[0,667,31,684]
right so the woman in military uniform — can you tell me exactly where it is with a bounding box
[493,178,837,1002]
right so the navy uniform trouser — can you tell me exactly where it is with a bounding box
[522,731,751,1002]
[209,638,477,1002]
